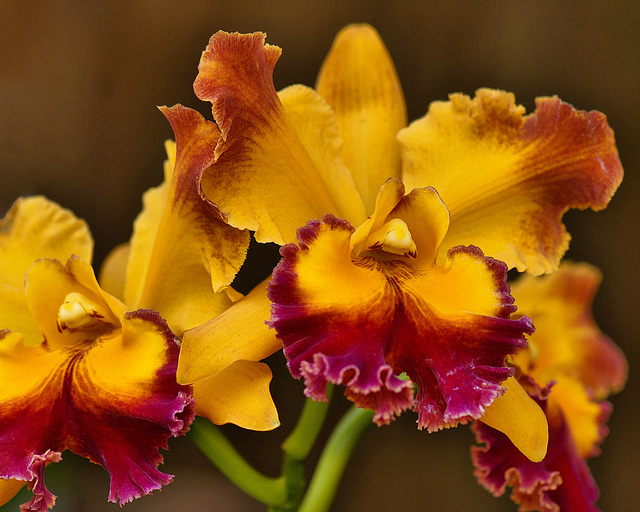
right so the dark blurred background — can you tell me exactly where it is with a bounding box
[1,1,638,511]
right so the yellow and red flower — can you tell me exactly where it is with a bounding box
[0,198,194,510]
[174,24,622,462]
[0,94,279,510]
[472,263,627,511]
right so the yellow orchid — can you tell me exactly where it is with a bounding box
[172,24,621,463]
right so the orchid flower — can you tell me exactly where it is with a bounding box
[175,24,622,464]
[0,197,194,511]
[472,263,627,512]
[0,101,280,511]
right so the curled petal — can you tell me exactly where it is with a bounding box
[269,214,532,429]
[194,31,354,244]
[126,107,250,335]
[316,23,407,211]
[0,197,93,346]
[399,89,623,274]
[278,84,366,226]
[480,376,548,462]
[193,360,279,431]
[472,392,601,512]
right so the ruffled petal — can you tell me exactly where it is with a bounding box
[0,331,69,498]
[0,304,194,509]
[68,310,195,504]
[125,107,249,335]
[315,24,407,211]
[472,391,601,512]
[269,211,533,430]
[398,89,623,274]
[193,360,279,431]
[0,197,93,346]
[511,262,627,398]
[178,279,282,384]
[548,377,612,459]
[194,31,351,244]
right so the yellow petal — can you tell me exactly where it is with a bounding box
[194,31,345,244]
[316,24,407,212]
[0,197,93,345]
[126,106,250,335]
[549,377,607,459]
[193,360,279,431]
[0,478,25,507]
[351,178,406,255]
[98,242,130,301]
[178,280,282,384]
[0,330,67,405]
[399,89,623,274]
[480,376,549,462]
[279,84,366,226]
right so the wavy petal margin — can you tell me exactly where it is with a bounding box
[511,262,627,399]
[194,31,360,244]
[472,389,603,512]
[0,308,194,509]
[399,89,623,274]
[124,106,249,335]
[269,212,533,430]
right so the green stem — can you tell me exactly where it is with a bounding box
[270,388,334,512]
[298,407,375,512]
[283,387,333,460]
[189,417,286,507]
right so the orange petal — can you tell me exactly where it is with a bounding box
[194,31,348,244]
[0,478,25,507]
[316,24,407,212]
[399,89,623,274]
[480,376,549,462]
[0,197,93,346]
[511,262,627,398]
[193,360,279,431]
[548,377,610,459]
[178,279,282,384]
[126,107,250,335]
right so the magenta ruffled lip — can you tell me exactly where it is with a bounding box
[269,214,534,430]
[472,385,602,512]
[0,309,195,510]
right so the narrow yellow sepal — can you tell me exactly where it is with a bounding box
[480,376,549,462]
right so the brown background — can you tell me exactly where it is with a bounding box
[1,1,638,511]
